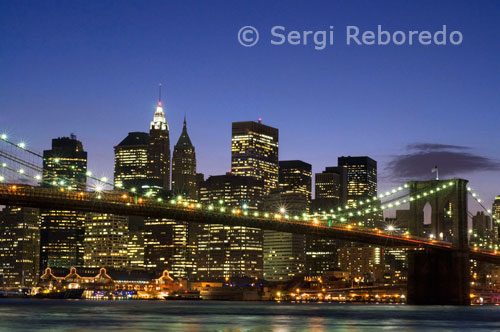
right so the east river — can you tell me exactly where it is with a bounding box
[1,299,499,331]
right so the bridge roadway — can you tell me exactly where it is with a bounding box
[0,183,498,264]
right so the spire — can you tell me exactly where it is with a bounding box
[150,83,168,131]
[158,82,162,107]
[175,116,193,148]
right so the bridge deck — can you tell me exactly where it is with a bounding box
[0,183,498,263]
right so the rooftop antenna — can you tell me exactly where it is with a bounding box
[158,82,162,103]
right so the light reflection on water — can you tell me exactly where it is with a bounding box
[0,299,499,332]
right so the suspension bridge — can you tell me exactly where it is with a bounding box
[1,133,499,304]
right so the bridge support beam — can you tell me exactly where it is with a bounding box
[407,249,470,305]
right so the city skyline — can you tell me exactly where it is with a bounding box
[1,0,499,209]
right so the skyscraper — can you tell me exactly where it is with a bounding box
[40,135,87,270]
[263,160,311,281]
[84,213,129,270]
[493,196,500,240]
[147,88,171,190]
[197,173,264,280]
[172,117,197,199]
[338,156,377,206]
[114,132,150,191]
[144,217,197,279]
[231,120,279,197]
[0,206,40,287]
[311,166,347,211]
[278,160,312,207]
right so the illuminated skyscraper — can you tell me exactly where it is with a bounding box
[144,217,197,279]
[224,120,278,281]
[493,196,500,239]
[197,173,264,280]
[263,160,311,281]
[311,166,347,211]
[231,120,279,197]
[0,206,40,287]
[338,156,377,205]
[278,160,312,206]
[147,87,171,190]
[84,213,129,270]
[114,132,150,191]
[172,117,197,199]
[40,135,87,270]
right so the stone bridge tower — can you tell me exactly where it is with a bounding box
[406,178,470,305]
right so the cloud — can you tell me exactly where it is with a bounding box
[406,143,470,152]
[387,143,500,180]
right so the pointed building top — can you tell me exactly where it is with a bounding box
[175,117,193,148]
[151,83,168,131]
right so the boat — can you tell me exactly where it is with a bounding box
[33,288,84,299]
[164,290,201,300]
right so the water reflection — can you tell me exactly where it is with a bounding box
[0,300,499,332]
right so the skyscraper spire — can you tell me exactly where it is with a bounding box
[158,82,162,106]
[183,114,186,127]
[151,84,167,131]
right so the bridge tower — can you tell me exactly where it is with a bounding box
[407,178,470,305]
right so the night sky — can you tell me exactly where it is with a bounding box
[1,0,499,209]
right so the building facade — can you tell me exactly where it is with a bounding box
[197,173,265,280]
[312,166,347,212]
[147,96,171,190]
[338,156,377,206]
[84,213,129,270]
[114,132,150,191]
[40,135,87,270]
[172,118,197,199]
[263,160,311,281]
[0,206,40,288]
[231,120,279,196]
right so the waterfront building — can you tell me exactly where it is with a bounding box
[144,217,197,280]
[84,213,129,270]
[263,160,311,281]
[197,173,264,280]
[337,246,385,284]
[40,135,87,270]
[0,206,40,288]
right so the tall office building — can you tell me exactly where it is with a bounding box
[40,135,87,270]
[338,156,377,205]
[337,246,385,283]
[172,117,197,199]
[84,213,129,270]
[144,218,197,279]
[493,196,500,240]
[278,160,312,207]
[114,132,150,191]
[147,90,171,190]
[263,160,311,281]
[0,206,40,287]
[197,173,264,280]
[311,166,347,211]
[231,120,279,196]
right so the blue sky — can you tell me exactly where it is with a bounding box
[0,0,499,208]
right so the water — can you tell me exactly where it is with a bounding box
[1,299,499,331]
